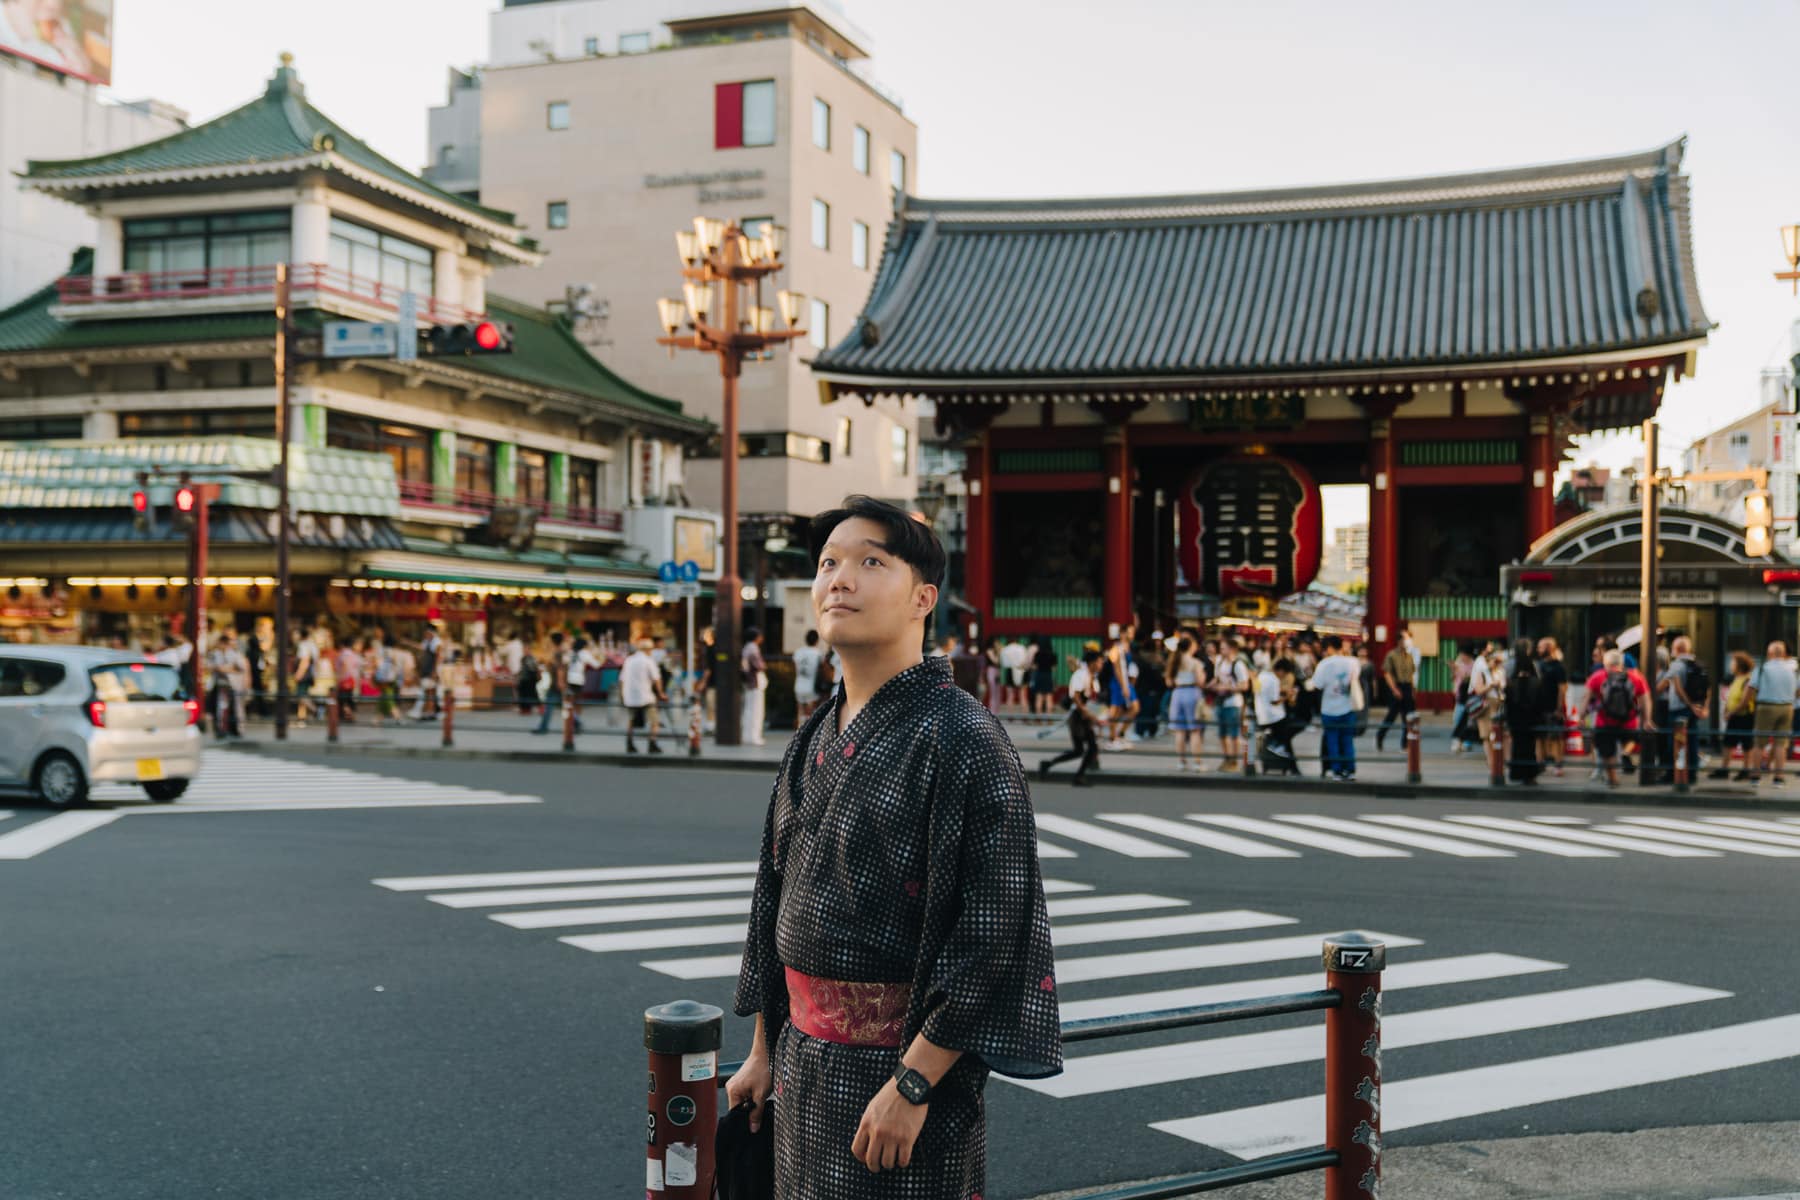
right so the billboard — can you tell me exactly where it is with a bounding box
[0,0,113,85]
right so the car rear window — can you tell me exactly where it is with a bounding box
[89,662,185,702]
[0,658,66,697]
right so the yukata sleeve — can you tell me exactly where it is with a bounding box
[733,770,788,1030]
[916,715,1063,1080]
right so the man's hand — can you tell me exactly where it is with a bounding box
[851,1079,928,1173]
[724,1047,772,1133]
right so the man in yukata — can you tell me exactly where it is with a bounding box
[728,494,1063,1198]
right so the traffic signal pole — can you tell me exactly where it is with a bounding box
[1639,420,1658,788]
[274,263,293,741]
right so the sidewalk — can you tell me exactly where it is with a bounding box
[227,704,1800,812]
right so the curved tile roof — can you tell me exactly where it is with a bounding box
[813,141,1711,384]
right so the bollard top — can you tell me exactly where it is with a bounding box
[1322,931,1387,974]
[645,999,724,1054]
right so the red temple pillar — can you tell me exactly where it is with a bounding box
[1103,425,1133,631]
[1526,410,1557,544]
[964,430,993,633]
[1367,412,1400,658]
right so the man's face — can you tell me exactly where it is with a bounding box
[813,516,934,649]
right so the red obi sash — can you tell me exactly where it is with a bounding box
[784,967,911,1047]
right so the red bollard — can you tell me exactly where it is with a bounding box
[441,688,455,748]
[326,689,340,745]
[561,687,576,753]
[1324,932,1384,1200]
[645,1000,721,1198]
[688,699,702,758]
[1487,720,1505,786]
[1404,710,1421,784]
[1241,706,1256,778]
[1673,721,1689,793]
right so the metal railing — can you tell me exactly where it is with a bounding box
[54,262,482,324]
[394,479,625,531]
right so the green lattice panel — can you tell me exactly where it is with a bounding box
[1400,440,1521,467]
[994,450,1103,474]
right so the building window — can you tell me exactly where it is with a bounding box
[890,423,909,475]
[547,201,569,230]
[325,414,431,483]
[1730,431,1752,468]
[571,458,604,513]
[327,217,434,296]
[619,31,650,53]
[0,416,83,440]
[852,125,870,174]
[812,97,831,149]
[547,101,571,130]
[715,79,776,149]
[811,198,829,249]
[456,435,496,496]
[890,149,907,192]
[809,298,830,349]
[730,432,831,463]
[836,416,853,460]
[583,36,601,55]
[437,144,456,166]
[123,210,291,276]
[120,409,278,439]
[517,448,549,505]
[852,220,870,270]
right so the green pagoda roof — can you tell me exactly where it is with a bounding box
[21,56,531,251]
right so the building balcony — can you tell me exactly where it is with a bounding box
[51,263,482,325]
[395,479,624,536]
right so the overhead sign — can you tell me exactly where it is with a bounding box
[0,0,113,85]
[1177,453,1323,600]
[322,321,399,359]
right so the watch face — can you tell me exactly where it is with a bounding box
[896,1068,928,1103]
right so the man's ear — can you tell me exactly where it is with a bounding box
[915,582,939,621]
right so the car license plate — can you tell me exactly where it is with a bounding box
[136,758,165,781]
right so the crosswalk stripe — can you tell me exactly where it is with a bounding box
[493,897,751,929]
[1444,816,1717,857]
[1152,1012,1800,1160]
[1051,910,1296,948]
[1619,816,1800,850]
[1526,816,1593,825]
[1364,815,1617,857]
[561,923,748,954]
[1035,814,1191,858]
[132,797,541,814]
[1188,815,1410,858]
[373,862,761,890]
[428,877,756,908]
[1591,823,1800,857]
[1019,978,1729,1098]
[1097,813,1301,858]
[1046,893,1189,919]
[1041,879,1096,894]
[0,811,122,859]
[1036,839,1079,859]
[1054,953,1566,1023]
[641,952,745,980]
[1053,931,1423,986]
[1275,814,1513,857]
[1701,816,1800,842]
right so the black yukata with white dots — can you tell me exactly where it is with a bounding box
[735,655,1063,1199]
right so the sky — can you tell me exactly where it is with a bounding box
[108,0,1800,538]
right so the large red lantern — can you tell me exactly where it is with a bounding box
[1177,453,1322,599]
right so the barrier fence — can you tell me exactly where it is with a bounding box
[644,933,1386,1199]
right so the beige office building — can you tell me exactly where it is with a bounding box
[466,2,920,527]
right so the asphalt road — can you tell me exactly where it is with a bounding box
[4,749,1798,1199]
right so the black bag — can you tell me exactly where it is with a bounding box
[714,1098,775,1200]
[1681,658,1710,709]
[1504,662,1540,725]
[1600,669,1636,722]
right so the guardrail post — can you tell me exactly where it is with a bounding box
[561,686,576,753]
[688,698,703,758]
[1673,720,1689,793]
[645,1000,721,1198]
[1324,932,1385,1200]
[1241,706,1256,778]
[1487,720,1505,786]
[441,687,455,748]
[1403,710,1421,784]
[326,687,340,745]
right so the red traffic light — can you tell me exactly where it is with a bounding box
[174,486,197,514]
[473,321,503,351]
[131,490,149,514]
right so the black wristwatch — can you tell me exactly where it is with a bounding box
[892,1063,933,1105]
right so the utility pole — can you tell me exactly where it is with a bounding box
[274,263,293,741]
[1639,419,1658,787]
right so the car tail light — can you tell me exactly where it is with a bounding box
[183,699,201,726]
[87,700,106,727]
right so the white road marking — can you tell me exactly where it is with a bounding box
[373,862,760,891]
[1619,816,1800,850]
[133,796,540,814]
[1020,979,1729,1098]
[1036,838,1079,859]
[91,753,540,811]
[1055,953,1566,1023]
[494,897,752,930]
[1703,816,1800,840]
[1153,1013,1800,1160]
[1052,931,1423,986]
[561,923,748,954]
[641,952,745,980]
[428,876,756,908]
[1591,823,1800,857]
[1097,813,1301,858]
[1051,910,1296,948]
[1045,893,1189,919]
[1041,879,1097,894]
[1035,814,1190,858]
[1275,814,1514,857]
[1526,815,1593,825]
[1188,815,1410,858]
[0,811,122,859]
[1445,815,1718,857]
[1362,815,1616,857]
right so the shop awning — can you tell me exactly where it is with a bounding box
[347,550,713,600]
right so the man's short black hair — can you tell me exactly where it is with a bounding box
[809,494,946,590]
[1322,635,1342,651]
[805,630,819,646]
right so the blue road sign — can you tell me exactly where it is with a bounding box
[679,560,701,582]
[658,561,679,583]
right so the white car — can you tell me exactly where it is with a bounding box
[0,645,203,807]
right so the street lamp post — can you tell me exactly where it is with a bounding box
[657,219,805,745]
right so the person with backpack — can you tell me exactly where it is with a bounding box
[1745,640,1797,786]
[1585,647,1652,788]
[1535,638,1569,777]
[1661,635,1709,783]
[1502,638,1543,783]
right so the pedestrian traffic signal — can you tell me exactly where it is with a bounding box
[172,473,198,530]
[421,320,514,356]
[1745,488,1774,557]
[131,487,151,533]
